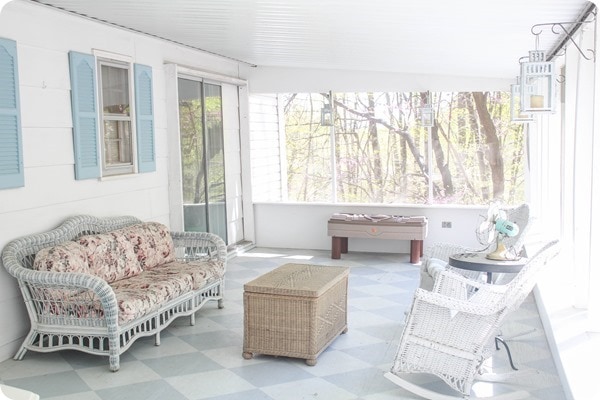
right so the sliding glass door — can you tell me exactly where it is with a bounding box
[178,77,227,241]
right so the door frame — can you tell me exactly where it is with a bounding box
[164,63,252,245]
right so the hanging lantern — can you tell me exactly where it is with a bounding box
[419,91,435,127]
[510,77,535,123]
[321,104,333,126]
[519,50,556,113]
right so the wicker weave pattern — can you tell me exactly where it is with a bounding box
[388,240,559,397]
[243,263,349,365]
[1,215,227,371]
[419,204,532,290]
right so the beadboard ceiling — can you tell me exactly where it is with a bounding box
[28,0,594,79]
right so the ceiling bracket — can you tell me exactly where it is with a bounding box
[531,6,596,61]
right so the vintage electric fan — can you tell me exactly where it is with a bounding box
[476,203,520,260]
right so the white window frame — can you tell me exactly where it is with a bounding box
[94,50,137,177]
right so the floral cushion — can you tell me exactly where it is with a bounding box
[109,268,193,324]
[117,222,175,269]
[33,241,90,274]
[77,222,175,283]
[108,260,225,324]
[77,232,141,283]
[166,259,225,289]
[31,222,221,325]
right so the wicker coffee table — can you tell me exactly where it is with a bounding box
[242,263,349,365]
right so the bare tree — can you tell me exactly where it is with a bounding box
[472,92,504,200]
[366,93,384,201]
[332,97,428,177]
[281,91,523,205]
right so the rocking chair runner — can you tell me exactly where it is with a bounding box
[385,240,560,399]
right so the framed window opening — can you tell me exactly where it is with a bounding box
[253,91,527,206]
[97,58,136,176]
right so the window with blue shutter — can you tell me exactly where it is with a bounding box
[69,51,101,180]
[68,53,155,178]
[0,37,24,190]
[134,64,156,173]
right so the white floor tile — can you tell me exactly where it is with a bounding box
[0,248,566,400]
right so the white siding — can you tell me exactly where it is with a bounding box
[0,1,248,361]
[249,93,284,202]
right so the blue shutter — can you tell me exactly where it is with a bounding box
[134,64,156,173]
[69,51,100,180]
[0,38,24,189]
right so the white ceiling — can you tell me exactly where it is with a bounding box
[28,0,594,80]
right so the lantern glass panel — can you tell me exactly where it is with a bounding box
[519,59,555,113]
[510,83,534,123]
[421,105,434,127]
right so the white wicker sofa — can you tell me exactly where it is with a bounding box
[1,215,227,371]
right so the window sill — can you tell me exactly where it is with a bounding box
[535,268,600,400]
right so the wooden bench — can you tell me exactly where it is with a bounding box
[327,214,428,264]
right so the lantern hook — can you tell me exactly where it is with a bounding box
[530,10,596,61]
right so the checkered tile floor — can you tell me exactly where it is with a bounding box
[0,248,566,399]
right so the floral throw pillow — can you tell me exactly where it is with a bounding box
[121,222,175,269]
[77,233,142,283]
[33,241,90,274]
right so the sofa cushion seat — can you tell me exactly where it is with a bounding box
[165,259,225,289]
[109,265,193,324]
[109,260,225,324]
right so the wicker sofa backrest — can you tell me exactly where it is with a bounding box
[4,215,142,275]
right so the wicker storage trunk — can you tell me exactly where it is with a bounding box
[243,263,349,365]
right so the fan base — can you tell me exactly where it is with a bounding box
[486,251,512,261]
[486,243,511,261]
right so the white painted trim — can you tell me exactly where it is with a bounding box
[164,62,251,242]
[164,63,185,231]
[92,49,132,64]
[171,64,247,86]
[534,285,574,400]
[276,94,288,201]
[238,85,255,243]
[95,57,138,176]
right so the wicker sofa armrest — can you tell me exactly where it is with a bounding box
[170,231,227,264]
[2,246,119,326]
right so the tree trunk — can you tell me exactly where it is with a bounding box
[466,95,490,201]
[367,93,383,202]
[472,92,504,200]
[420,92,453,197]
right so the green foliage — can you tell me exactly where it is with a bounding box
[179,92,226,205]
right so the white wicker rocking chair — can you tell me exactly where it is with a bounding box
[386,240,559,400]
[419,203,531,291]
